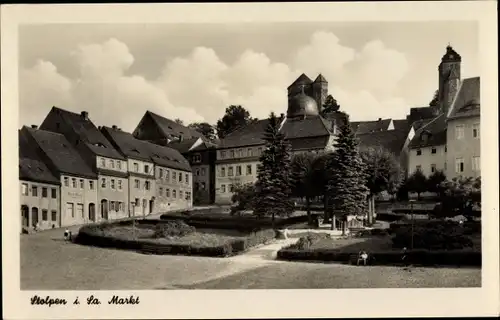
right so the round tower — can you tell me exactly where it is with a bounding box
[438,45,461,115]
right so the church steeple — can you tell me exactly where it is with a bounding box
[438,45,461,115]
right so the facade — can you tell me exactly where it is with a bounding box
[20,126,99,229]
[39,107,129,220]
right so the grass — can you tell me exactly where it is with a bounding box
[305,235,393,252]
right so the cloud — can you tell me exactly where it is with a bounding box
[20,31,411,131]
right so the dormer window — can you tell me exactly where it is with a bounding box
[93,142,106,148]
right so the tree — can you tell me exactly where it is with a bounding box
[291,152,319,225]
[174,118,184,125]
[437,176,481,219]
[230,183,256,215]
[321,94,340,115]
[406,169,428,200]
[359,146,402,225]
[429,90,439,107]
[254,112,294,227]
[325,115,369,234]
[188,122,216,140]
[216,105,254,139]
[427,169,447,196]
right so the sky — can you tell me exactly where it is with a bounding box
[18,21,478,132]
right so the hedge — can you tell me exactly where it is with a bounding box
[75,220,276,258]
[277,248,481,267]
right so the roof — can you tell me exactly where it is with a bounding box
[447,77,480,120]
[392,119,410,132]
[351,118,392,134]
[287,73,313,89]
[290,136,330,151]
[407,107,437,124]
[356,129,409,156]
[167,137,200,154]
[281,116,331,139]
[23,126,97,179]
[218,119,270,149]
[101,126,153,162]
[146,111,203,140]
[144,142,192,172]
[441,45,462,63]
[408,114,447,149]
[19,130,60,184]
[314,74,328,83]
[50,107,125,160]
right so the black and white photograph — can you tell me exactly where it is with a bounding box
[2,2,498,319]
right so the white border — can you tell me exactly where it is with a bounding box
[2,2,499,319]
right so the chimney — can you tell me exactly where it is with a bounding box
[378,118,382,121]
[31,125,38,129]
[81,111,89,120]
[112,125,117,130]
[179,135,183,142]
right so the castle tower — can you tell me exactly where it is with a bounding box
[438,45,461,115]
[312,74,328,113]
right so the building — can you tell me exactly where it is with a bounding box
[351,118,394,134]
[101,125,193,213]
[408,45,480,180]
[215,73,346,204]
[168,137,217,205]
[20,126,98,228]
[39,107,129,220]
[19,128,61,232]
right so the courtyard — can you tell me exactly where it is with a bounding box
[21,226,481,290]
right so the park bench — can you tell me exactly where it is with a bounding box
[349,251,369,266]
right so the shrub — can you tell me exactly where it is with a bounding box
[375,213,404,222]
[290,233,331,250]
[153,220,195,238]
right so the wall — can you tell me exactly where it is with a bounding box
[446,116,481,179]
[408,144,447,177]
[155,166,193,212]
[96,156,128,174]
[97,174,129,221]
[215,160,260,204]
[192,164,211,204]
[60,175,98,227]
[20,180,60,231]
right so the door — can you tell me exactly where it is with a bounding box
[101,200,109,220]
[89,203,96,222]
[76,203,84,221]
[21,205,29,227]
[149,199,154,214]
[31,207,39,227]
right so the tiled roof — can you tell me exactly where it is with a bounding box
[51,107,125,160]
[351,118,392,134]
[287,73,313,89]
[218,115,331,149]
[146,111,203,140]
[314,74,328,83]
[145,142,192,172]
[448,77,480,120]
[290,136,330,151]
[407,107,437,124]
[101,126,153,162]
[167,137,200,154]
[393,119,410,132]
[23,126,97,179]
[356,129,409,157]
[408,114,447,149]
[19,130,60,184]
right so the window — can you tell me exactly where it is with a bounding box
[196,169,200,176]
[173,190,177,198]
[473,123,480,138]
[230,150,235,158]
[246,165,252,175]
[455,158,464,173]
[185,173,189,183]
[159,168,163,179]
[66,202,74,218]
[100,158,106,167]
[144,165,150,174]
[193,154,201,163]
[228,167,234,176]
[221,184,226,193]
[42,187,48,198]
[416,165,422,171]
[21,183,28,195]
[42,209,48,221]
[117,161,122,169]
[472,156,480,171]
[455,125,465,139]
[78,179,83,189]
[111,179,116,190]
[221,167,226,177]
[51,188,57,199]
[110,160,115,169]
[416,149,422,156]
[166,189,170,197]
[64,177,69,187]
[77,203,84,218]
[101,178,106,188]
[178,173,182,182]
[72,178,77,188]
[118,180,122,190]
[32,186,38,197]
[238,149,243,157]
[133,163,139,172]
[180,190,183,199]
[258,147,263,155]
[431,148,437,154]
[431,164,436,173]
[165,170,170,181]
[142,199,147,208]
[135,198,140,206]
[134,179,140,189]
[248,148,252,157]
[445,146,447,153]
[201,168,206,176]
[201,182,206,190]
[51,210,57,221]
[236,166,242,176]
[145,181,151,191]
[186,192,191,200]
[173,171,177,181]
[159,188,163,196]
[110,201,115,211]
[230,184,235,192]
[220,151,226,159]
[89,181,94,190]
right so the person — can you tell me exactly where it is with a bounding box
[401,247,409,267]
[358,250,369,266]
[64,229,72,242]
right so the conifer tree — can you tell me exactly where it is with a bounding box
[254,112,294,227]
[325,115,369,233]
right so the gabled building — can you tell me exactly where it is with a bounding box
[19,127,61,232]
[20,126,98,228]
[39,107,128,220]
[351,118,394,134]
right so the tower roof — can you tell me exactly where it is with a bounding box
[287,73,313,89]
[287,90,319,118]
[314,73,328,83]
[441,45,462,63]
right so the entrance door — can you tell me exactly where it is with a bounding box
[89,203,96,222]
[31,207,39,227]
[101,200,109,220]
[21,205,29,227]
[149,199,154,214]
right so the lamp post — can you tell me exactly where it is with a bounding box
[409,199,416,250]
